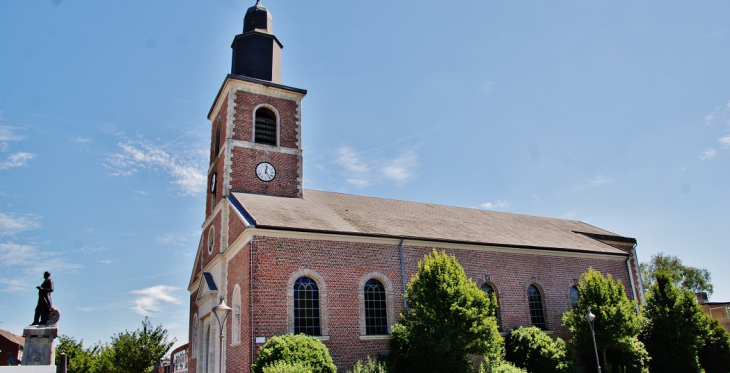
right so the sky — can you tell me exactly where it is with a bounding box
[1,0,729,352]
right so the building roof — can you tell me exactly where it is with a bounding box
[0,329,24,347]
[231,189,631,256]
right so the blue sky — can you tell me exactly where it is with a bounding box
[1,0,729,351]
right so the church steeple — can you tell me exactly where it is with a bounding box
[231,0,283,83]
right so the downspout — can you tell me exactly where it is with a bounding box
[398,238,407,311]
[626,243,640,315]
[249,235,254,368]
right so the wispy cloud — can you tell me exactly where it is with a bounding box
[0,152,36,170]
[0,212,41,236]
[566,174,614,193]
[74,246,108,254]
[72,137,92,144]
[480,200,509,210]
[719,136,730,148]
[700,148,717,160]
[130,285,180,316]
[0,242,82,290]
[0,278,31,293]
[0,125,23,142]
[103,140,206,196]
[156,233,192,246]
[334,146,419,188]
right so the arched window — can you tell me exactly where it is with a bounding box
[214,122,222,156]
[191,314,198,359]
[205,324,212,373]
[364,279,388,335]
[254,107,277,146]
[570,286,579,310]
[207,227,215,253]
[232,285,241,344]
[481,283,502,331]
[528,285,547,330]
[294,277,320,336]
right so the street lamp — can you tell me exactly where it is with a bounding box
[585,308,602,373]
[212,297,232,373]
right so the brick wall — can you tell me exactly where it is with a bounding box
[217,235,633,371]
[230,147,299,197]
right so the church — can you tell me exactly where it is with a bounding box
[187,2,644,372]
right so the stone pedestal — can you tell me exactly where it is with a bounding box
[21,325,58,366]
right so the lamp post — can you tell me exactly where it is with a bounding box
[585,308,602,373]
[212,297,232,373]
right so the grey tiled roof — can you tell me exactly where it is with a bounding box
[232,189,630,255]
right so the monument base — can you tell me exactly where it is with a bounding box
[21,325,58,366]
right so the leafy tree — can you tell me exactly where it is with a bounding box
[262,361,314,373]
[251,334,337,373]
[698,317,730,373]
[55,336,108,373]
[390,249,502,373]
[562,268,647,373]
[479,361,526,373]
[503,326,572,373]
[105,317,175,373]
[640,252,713,295]
[643,272,708,373]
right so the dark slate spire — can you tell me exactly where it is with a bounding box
[231,0,283,83]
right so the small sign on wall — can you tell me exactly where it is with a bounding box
[256,337,266,344]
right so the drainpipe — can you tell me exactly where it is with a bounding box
[398,238,407,311]
[249,235,254,368]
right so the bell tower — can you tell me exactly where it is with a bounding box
[205,1,307,217]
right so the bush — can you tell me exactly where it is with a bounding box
[262,361,312,373]
[347,356,388,373]
[504,326,572,373]
[698,317,730,373]
[251,334,337,373]
[479,361,527,373]
[390,250,502,373]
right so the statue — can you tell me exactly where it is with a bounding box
[31,271,53,325]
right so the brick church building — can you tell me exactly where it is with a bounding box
[187,2,644,372]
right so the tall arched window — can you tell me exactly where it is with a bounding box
[481,283,502,331]
[191,315,198,359]
[254,107,277,146]
[294,277,320,336]
[205,324,212,373]
[232,285,241,344]
[364,279,388,335]
[528,285,547,330]
[570,286,579,310]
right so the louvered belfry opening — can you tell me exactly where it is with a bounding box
[254,107,277,146]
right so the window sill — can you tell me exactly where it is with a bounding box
[359,335,392,340]
[500,330,553,336]
[314,335,330,341]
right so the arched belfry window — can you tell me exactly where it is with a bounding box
[570,286,579,310]
[254,107,277,146]
[481,283,502,331]
[528,285,547,330]
[364,279,388,335]
[214,122,222,156]
[294,277,321,336]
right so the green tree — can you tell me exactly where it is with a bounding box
[698,317,730,373]
[562,268,647,373]
[390,249,502,373]
[643,272,708,373]
[105,317,175,373]
[251,334,336,373]
[55,336,108,373]
[503,326,572,373]
[640,252,713,295]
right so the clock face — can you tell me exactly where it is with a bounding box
[255,162,276,182]
[210,172,217,193]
